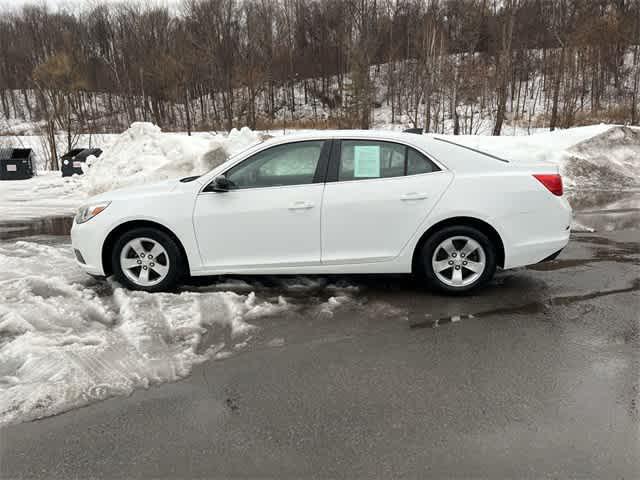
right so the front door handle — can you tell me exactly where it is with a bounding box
[400,193,429,201]
[288,201,315,210]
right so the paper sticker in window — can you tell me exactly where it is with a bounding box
[353,145,380,177]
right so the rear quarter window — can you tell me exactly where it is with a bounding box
[407,147,440,175]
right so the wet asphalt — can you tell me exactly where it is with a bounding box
[1,196,639,479]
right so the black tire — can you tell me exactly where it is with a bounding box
[111,227,185,292]
[420,225,496,294]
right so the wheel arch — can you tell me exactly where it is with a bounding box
[411,216,505,273]
[101,220,190,277]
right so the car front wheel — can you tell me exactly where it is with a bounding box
[111,227,184,292]
[421,226,496,294]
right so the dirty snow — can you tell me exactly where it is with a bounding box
[563,126,640,189]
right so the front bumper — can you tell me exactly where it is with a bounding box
[70,218,107,276]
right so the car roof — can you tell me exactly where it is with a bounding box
[259,130,439,154]
[263,129,426,143]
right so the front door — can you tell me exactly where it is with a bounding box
[193,140,328,270]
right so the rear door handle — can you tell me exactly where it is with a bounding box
[400,193,429,201]
[288,201,315,210]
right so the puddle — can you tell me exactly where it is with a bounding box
[528,234,640,271]
[527,254,639,271]
[409,302,545,329]
[409,280,640,329]
[0,216,73,240]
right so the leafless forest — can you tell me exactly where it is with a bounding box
[0,0,639,140]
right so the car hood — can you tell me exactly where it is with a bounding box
[84,178,184,204]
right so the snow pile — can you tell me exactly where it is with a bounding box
[445,124,613,165]
[445,125,640,189]
[0,237,358,426]
[83,122,208,195]
[0,239,291,426]
[0,124,261,218]
[563,126,640,188]
[83,123,260,195]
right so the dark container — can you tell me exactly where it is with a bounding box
[61,148,102,177]
[0,148,36,180]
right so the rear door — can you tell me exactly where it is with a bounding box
[321,139,452,265]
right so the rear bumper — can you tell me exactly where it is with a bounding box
[538,247,565,263]
[500,195,573,269]
[504,229,571,269]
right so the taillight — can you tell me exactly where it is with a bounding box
[533,174,563,196]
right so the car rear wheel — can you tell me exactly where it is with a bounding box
[421,226,496,294]
[111,227,184,292]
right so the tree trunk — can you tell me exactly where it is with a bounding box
[550,47,565,132]
[185,88,192,136]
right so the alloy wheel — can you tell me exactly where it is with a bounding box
[119,237,170,287]
[431,235,486,288]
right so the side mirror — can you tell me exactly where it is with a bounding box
[208,175,230,192]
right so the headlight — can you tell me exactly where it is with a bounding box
[75,201,111,224]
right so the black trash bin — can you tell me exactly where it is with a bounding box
[61,148,102,177]
[0,148,36,180]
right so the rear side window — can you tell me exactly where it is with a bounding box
[337,140,439,182]
[339,140,405,181]
[407,147,439,175]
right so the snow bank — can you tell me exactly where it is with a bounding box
[83,123,260,195]
[0,124,261,219]
[444,125,640,189]
[445,124,614,164]
[563,126,640,188]
[0,239,294,426]
[0,238,357,426]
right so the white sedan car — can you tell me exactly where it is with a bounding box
[71,130,572,294]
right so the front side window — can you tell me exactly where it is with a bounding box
[225,141,324,189]
[338,141,440,182]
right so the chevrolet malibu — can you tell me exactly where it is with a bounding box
[71,131,572,294]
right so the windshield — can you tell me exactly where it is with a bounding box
[202,138,266,174]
